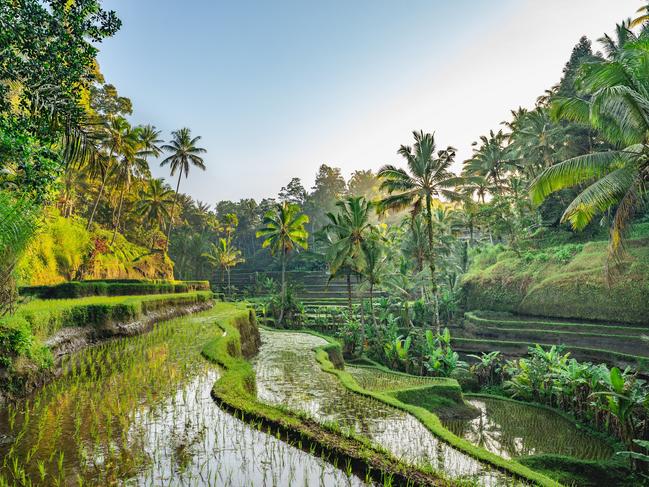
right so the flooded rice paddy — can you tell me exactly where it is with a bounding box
[442,397,614,461]
[0,310,611,486]
[252,330,508,485]
[0,307,368,486]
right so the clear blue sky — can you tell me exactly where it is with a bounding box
[98,0,639,205]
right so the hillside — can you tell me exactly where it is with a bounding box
[461,235,649,325]
[16,212,174,286]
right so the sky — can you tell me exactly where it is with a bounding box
[97,0,640,205]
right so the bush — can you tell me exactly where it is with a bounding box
[0,291,212,367]
[19,279,210,299]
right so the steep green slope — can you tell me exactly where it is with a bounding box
[16,212,173,285]
[461,238,649,324]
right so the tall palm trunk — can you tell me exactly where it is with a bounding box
[87,148,115,230]
[278,247,287,326]
[87,174,108,230]
[346,271,352,316]
[166,171,183,251]
[425,194,440,333]
[369,282,377,325]
[111,185,126,245]
[226,267,232,299]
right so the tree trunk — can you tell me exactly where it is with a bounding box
[166,171,183,251]
[278,247,287,326]
[226,267,231,299]
[87,175,107,230]
[425,195,439,333]
[110,185,126,245]
[370,283,376,326]
[346,271,352,316]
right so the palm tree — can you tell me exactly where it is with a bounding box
[598,20,636,60]
[463,130,516,192]
[631,3,649,28]
[202,238,244,297]
[256,202,309,325]
[136,178,175,234]
[531,38,649,263]
[160,128,207,250]
[86,116,131,229]
[360,236,387,325]
[138,124,164,160]
[378,130,463,329]
[322,196,374,314]
[110,126,149,244]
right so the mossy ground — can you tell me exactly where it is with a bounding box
[461,238,649,324]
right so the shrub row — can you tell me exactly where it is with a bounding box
[19,280,210,299]
[0,292,213,369]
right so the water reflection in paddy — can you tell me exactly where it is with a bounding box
[0,310,368,486]
[253,330,509,484]
[442,397,614,461]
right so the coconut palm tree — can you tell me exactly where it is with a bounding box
[360,236,387,325]
[136,178,175,233]
[256,202,309,325]
[322,196,374,314]
[138,124,164,160]
[110,126,149,244]
[160,128,207,250]
[86,116,131,229]
[202,237,244,297]
[463,130,516,192]
[378,130,463,328]
[598,20,636,60]
[531,38,649,263]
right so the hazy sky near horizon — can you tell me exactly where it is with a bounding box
[98,0,640,205]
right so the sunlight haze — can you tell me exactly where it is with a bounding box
[98,0,640,203]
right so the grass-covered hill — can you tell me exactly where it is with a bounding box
[16,211,174,286]
[461,226,649,325]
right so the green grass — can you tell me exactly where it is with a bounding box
[461,238,649,324]
[16,211,174,286]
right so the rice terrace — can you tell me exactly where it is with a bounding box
[2,1,649,486]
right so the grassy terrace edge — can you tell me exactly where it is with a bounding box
[305,331,561,487]
[464,311,649,334]
[200,306,455,486]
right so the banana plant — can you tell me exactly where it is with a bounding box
[384,335,412,372]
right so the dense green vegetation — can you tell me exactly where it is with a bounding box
[2,0,649,485]
[0,291,212,394]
